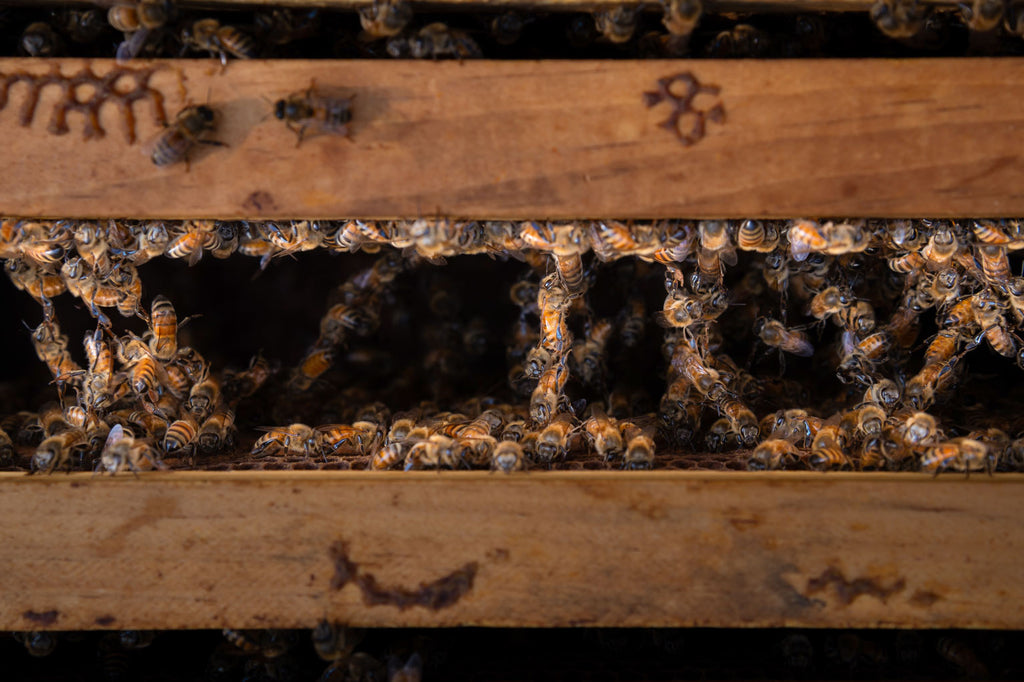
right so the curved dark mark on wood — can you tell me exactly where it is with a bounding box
[357,562,478,611]
[328,540,477,611]
[94,615,116,626]
[22,609,59,625]
[909,589,942,607]
[643,72,725,147]
[806,566,906,606]
[0,62,167,144]
[328,540,358,590]
[243,190,277,213]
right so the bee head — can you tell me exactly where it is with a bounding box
[195,105,216,123]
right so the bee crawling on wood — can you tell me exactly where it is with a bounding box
[150,104,226,169]
[273,80,354,147]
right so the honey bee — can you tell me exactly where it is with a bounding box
[593,5,639,43]
[973,218,1012,244]
[820,221,871,256]
[146,295,178,360]
[13,631,58,657]
[535,412,575,463]
[656,290,705,332]
[959,0,1004,31]
[319,421,382,457]
[583,406,623,461]
[854,403,887,436]
[717,396,759,447]
[788,219,828,262]
[274,80,353,147]
[661,0,702,35]
[312,621,364,662]
[670,344,727,401]
[163,416,198,456]
[921,438,990,476]
[7,259,66,320]
[749,438,799,470]
[620,421,655,469]
[359,0,412,39]
[0,428,13,467]
[977,243,1010,284]
[21,21,64,58]
[530,358,569,424]
[150,105,225,169]
[491,440,526,473]
[253,423,321,458]
[900,411,939,448]
[762,250,790,295]
[736,219,779,253]
[936,636,989,679]
[289,347,335,392]
[870,0,927,38]
[99,424,162,475]
[31,320,82,389]
[757,319,814,357]
[971,289,1016,357]
[182,18,257,63]
[197,409,235,454]
[31,429,87,474]
[388,23,483,59]
[108,0,174,61]
[809,424,850,470]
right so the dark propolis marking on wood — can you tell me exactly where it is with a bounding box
[22,609,59,625]
[94,615,116,626]
[328,540,478,611]
[328,540,358,590]
[356,563,478,611]
[806,566,907,606]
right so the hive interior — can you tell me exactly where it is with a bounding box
[2,218,1024,474]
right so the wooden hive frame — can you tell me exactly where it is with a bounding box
[2,0,1024,634]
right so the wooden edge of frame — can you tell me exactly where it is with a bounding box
[1,470,1022,631]
[0,58,1023,219]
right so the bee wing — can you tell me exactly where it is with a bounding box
[653,311,680,329]
[103,423,127,450]
[719,246,739,267]
[789,241,812,262]
[791,338,816,357]
[116,28,151,63]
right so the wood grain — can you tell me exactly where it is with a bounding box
[1,58,1023,220]
[1,471,1022,631]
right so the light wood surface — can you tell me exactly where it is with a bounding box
[0,58,1023,220]
[1,471,1022,631]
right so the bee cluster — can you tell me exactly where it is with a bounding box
[2,0,1024,63]
[5,624,1023,681]
[3,216,1024,474]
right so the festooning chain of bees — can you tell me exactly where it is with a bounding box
[3,217,1024,475]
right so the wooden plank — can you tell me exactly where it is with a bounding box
[1,471,1022,631]
[1,58,1023,220]
[2,57,1024,222]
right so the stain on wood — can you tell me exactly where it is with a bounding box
[356,562,478,611]
[22,609,59,626]
[805,566,907,606]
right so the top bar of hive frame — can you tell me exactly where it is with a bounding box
[0,58,1022,220]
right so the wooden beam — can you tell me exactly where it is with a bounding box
[2,471,1022,631]
[2,58,1023,220]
